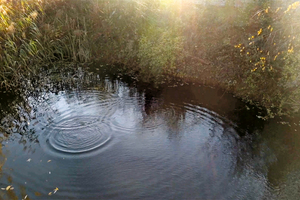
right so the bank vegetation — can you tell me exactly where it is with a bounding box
[0,0,299,118]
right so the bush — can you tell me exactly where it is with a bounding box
[232,1,300,117]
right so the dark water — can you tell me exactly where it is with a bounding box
[0,70,300,199]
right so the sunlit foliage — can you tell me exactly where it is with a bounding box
[0,0,299,118]
[233,0,300,117]
[0,0,90,88]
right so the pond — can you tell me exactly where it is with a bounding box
[0,67,300,199]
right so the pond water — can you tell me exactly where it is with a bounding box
[0,68,300,199]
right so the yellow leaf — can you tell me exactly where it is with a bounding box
[47,160,51,163]
[257,28,262,36]
[291,1,300,9]
[54,187,59,194]
[288,46,294,53]
[6,185,12,191]
[48,192,52,196]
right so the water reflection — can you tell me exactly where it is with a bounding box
[0,70,299,199]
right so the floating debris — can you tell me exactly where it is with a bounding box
[27,158,31,162]
[1,185,14,191]
[34,192,42,196]
[48,187,59,195]
[6,185,13,190]
[47,160,51,163]
[54,187,59,194]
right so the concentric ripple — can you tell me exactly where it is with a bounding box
[29,90,119,129]
[108,96,166,133]
[2,80,278,200]
[45,117,111,154]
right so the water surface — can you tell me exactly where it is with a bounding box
[0,71,299,199]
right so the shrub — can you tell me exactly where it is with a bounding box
[233,1,300,117]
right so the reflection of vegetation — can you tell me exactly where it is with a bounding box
[0,67,96,135]
[139,82,266,137]
[0,144,20,200]
[0,0,299,118]
[0,89,31,136]
[0,144,6,173]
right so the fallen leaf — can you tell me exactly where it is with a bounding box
[34,192,42,196]
[6,185,12,190]
[47,160,51,163]
[48,192,52,196]
[22,195,28,200]
[54,187,59,193]
[27,158,31,162]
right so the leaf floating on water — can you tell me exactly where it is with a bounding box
[6,185,12,190]
[1,188,6,190]
[27,158,31,162]
[34,192,42,196]
[48,187,59,196]
[54,187,59,194]
[22,195,28,200]
[47,160,51,163]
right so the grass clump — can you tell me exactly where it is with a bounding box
[0,0,91,88]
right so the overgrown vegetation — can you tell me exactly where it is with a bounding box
[0,0,299,118]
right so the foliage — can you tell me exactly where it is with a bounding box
[0,0,90,88]
[0,0,299,118]
[232,0,300,117]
